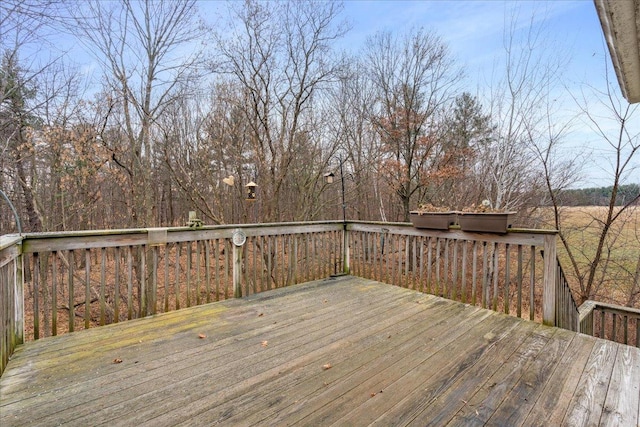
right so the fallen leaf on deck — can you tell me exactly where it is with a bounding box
[261,340,268,347]
[258,313,264,317]
[198,333,206,339]
[370,392,377,397]
[113,358,123,364]
[322,363,332,370]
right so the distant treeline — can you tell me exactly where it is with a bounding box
[556,184,640,206]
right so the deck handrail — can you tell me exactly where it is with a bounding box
[579,300,640,347]
[1,220,583,375]
[0,235,24,375]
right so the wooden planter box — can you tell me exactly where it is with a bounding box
[457,212,515,234]
[410,211,456,230]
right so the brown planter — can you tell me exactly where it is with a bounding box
[410,211,456,230]
[457,212,515,234]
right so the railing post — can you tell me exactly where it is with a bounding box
[15,250,24,346]
[543,234,557,326]
[233,244,243,298]
[232,229,246,298]
[343,224,350,275]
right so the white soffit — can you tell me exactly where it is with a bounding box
[594,0,640,103]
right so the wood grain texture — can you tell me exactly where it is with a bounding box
[1,276,639,427]
[563,339,619,426]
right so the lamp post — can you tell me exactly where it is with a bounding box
[324,156,349,276]
[323,156,346,222]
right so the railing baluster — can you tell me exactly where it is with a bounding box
[186,242,192,307]
[396,235,401,287]
[444,239,450,298]
[435,238,441,296]
[530,246,535,321]
[419,237,425,293]
[452,240,459,301]
[127,246,133,320]
[68,250,74,331]
[504,244,510,315]
[273,236,279,288]
[225,239,232,297]
[461,241,468,304]
[406,236,412,288]
[175,243,182,308]
[150,245,157,314]
[114,247,120,322]
[41,254,48,337]
[252,237,260,294]
[52,252,57,335]
[292,235,298,286]
[492,243,499,312]
[164,244,170,311]
[517,245,523,318]
[196,241,201,306]
[33,253,40,340]
[100,247,106,325]
[482,243,488,309]
[213,240,219,301]
[472,241,478,306]
[84,249,91,329]
[140,246,147,316]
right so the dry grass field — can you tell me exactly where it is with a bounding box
[537,205,640,308]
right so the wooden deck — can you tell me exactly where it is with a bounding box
[1,276,639,426]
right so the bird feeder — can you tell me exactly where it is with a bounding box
[245,181,257,200]
[323,172,335,184]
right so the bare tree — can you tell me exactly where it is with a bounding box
[479,9,569,212]
[557,79,640,304]
[212,0,348,222]
[0,0,70,233]
[366,28,462,221]
[68,0,204,227]
[326,57,382,220]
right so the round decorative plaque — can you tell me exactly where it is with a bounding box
[232,229,247,247]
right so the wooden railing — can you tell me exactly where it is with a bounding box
[0,235,24,375]
[579,301,640,348]
[1,220,582,375]
[17,222,346,343]
[347,222,577,330]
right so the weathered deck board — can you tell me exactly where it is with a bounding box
[1,276,639,426]
[520,333,597,426]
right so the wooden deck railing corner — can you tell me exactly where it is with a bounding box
[1,234,24,375]
[578,300,640,347]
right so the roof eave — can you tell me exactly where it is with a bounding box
[594,0,640,103]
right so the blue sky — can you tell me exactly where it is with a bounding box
[40,1,635,187]
[339,1,606,91]
[337,1,637,187]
